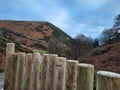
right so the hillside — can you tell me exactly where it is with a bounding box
[0,20,72,48]
[0,20,73,69]
[79,42,120,73]
[0,20,120,74]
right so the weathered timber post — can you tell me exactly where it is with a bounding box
[26,53,33,90]
[56,57,66,90]
[77,63,94,90]
[15,52,25,90]
[33,53,40,90]
[22,53,27,90]
[48,54,58,90]
[96,71,120,90]
[41,54,49,90]
[4,43,15,90]
[66,60,79,90]
[10,53,18,90]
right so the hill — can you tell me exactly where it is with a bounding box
[0,20,73,69]
[79,42,120,73]
[0,20,120,74]
[0,20,72,48]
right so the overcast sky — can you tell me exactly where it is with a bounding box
[0,0,120,38]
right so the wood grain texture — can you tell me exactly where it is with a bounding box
[33,53,40,90]
[15,52,25,90]
[66,60,78,90]
[22,53,27,90]
[4,43,15,90]
[10,53,18,90]
[48,54,58,90]
[56,57,66,90]
[41,54,49,90]
[26,54,33,90]
[77,63,94,90]
[96,71,120,90]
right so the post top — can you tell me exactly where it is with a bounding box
[33,53,40,55]
[97,71,120,78]
[67,60,79,63]
[58,57,66,60]
[77,63,94,68]
[26,53,32,55]
[7,43,15,45]
[43,54,50,56]
[49,54,58,57]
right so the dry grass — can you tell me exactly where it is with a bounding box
[80,42,120,73]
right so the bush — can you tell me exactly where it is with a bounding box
[77,57,86,62]
[0,68,4,73]
[90,47,103,56]
[34,25,42,32]
[0,57,2,64]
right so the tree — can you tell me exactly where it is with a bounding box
[100,14,120,45]
[93,38,99,48]
[113,14,120,28]
[71,34,94,59]
[48,38,57,54]
[47,38,65,56]
[101,29,114,44]
[74,34,94,49]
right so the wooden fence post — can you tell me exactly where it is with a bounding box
[66,60,79,90]
[15,52,25,90]
[77,63,94,90]
[26,53,33,90]
[33,53,40,90]
[41,54,49,90]
[22,53,27,90]
[56,57,66,90]
[4,43,15,90]
[10,53,18,90]
[48,54,58,90]
[96,71,120,90]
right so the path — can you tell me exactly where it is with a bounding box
[0,73,4,90]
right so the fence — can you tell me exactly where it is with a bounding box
[4,43,120,90]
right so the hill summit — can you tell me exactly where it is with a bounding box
[0,20,72,49]
[0,20,73,68]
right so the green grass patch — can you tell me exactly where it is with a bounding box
[37,49,48,54]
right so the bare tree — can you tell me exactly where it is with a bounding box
[47,38,65,56]
[100,14,120,45]
[101,28,120,45]
[71,34,94,59]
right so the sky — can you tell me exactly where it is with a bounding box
[0,0,120,38]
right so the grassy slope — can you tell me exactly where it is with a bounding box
[79,42,120,73]
[0,20,73,49]
[0,20,73,68]
[45,22,73,46]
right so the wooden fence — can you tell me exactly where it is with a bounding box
[4,43,120,90]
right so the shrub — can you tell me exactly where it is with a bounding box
[0,57,2,64]
[34,26,42,32]
[90,47,103,56]
[0,68,4,73]
[42,32,46,35]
